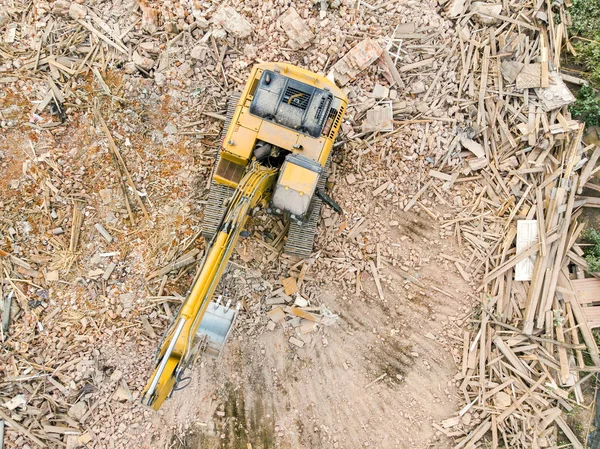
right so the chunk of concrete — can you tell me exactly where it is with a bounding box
[279,7,314,50]
[212,6,252,38]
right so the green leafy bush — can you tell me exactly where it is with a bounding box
[570,84,600,126]
[582,228,600,272]
[569,0,600,84]
[570,0,600,36]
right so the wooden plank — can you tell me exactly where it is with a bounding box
[571,278,600,304]
[404,180,432,212]
[536,188,547,257]
[477,46,490,128]
[580,308,600,319]
[537,177,578,329]
[540,31,549,88]
[482,240,545,284]
[372,181,391,197]
[497,374,547,423]
[0,409,47,447]
[429,169,453,182]
[454,418,492,449]
[566,302,586,368]
[553,302,570,384]
[492,335,531,380]
[568,251,600,278]
[491,414,498,449]
[347,217,368,240]
[461,330,470,376]
[578,195,600,206]
[77,19,128,54]
[42,425,80,435]
[578,145,600,193]
[515,220,538,281]
[382,49,405,88]
[476,11,538,31]
[399,57,435,73]
[555,415,584,449]
[479,315,488,394]
[369,260,384,300]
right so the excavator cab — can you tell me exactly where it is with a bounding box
[271,154,322,222]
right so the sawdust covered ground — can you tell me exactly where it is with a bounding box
[0,83,472,449]
[0,1,480,448]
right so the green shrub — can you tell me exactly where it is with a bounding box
[573,41,600,85]
[582,228,600,272]
[569,0,600,37]
[569,0,600,84]
[570,85,600,126]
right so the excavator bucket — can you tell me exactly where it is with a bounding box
[195,301,238,358]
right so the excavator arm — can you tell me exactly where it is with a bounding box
[141,162,277,410]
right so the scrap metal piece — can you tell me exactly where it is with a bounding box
[316,189,343,214]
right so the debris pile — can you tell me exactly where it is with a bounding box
[0,0,599,447]
[331,38,383,86]
[425,0,600,447]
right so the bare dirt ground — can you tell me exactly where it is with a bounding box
[146,210,474,449]
[0,1,487,448]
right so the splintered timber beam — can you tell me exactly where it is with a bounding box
[95,111,150,223]
[537,175,578,329]
[482,235,558,285]
[492,335,531,379]
[69,202,84,253]
[558,269,600,366]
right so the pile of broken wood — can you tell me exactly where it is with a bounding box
[428,0,600,447]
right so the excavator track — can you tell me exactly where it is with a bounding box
[284,158,330,258]
[202,93,241,241]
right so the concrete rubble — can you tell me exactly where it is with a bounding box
[279,7,314,50]
[330,38,384,86]
[0,0,596,448]
[211,6,253,39]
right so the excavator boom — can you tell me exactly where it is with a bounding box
[141,162,276,410]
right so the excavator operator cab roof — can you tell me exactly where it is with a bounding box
[249,70,334,138]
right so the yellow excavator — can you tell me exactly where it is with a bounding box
[141,63,347,410]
